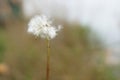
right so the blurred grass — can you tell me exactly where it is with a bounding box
[0,28,6,62]
[0,19,117,80]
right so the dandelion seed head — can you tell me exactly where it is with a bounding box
[28,15,62,40]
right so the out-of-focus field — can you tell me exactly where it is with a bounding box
[0,18,117,80]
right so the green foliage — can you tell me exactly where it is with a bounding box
[0,29,5,62]
[0,41,5,61]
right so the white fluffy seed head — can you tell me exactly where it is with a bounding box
[28,15,62,40]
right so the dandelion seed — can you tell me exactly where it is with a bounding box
[28,15,62,40]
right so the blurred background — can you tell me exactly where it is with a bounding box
[0,0,120,80]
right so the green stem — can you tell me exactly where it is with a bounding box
[46,39,50,80]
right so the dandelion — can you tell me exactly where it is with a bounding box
[28,15,62,80]
[28,15,62,40]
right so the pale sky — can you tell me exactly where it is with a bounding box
[22,0,120,46]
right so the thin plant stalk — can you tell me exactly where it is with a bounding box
[46,39,50,80]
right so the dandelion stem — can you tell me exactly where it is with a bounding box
[46,39,50,80]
